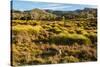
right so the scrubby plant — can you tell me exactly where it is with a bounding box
[32,49,43,56]
[53,27,62,33]
[85,32,97,45]
[12,25,43,34]
[28,58,45,65]
[68,30,76,34]
[68,34,91,45]
[12,25,34,32]
[62,56,79,63]
[49,33,91,45]
[78,46,97,61]
[47,26,62,34]
[29,21,41,25]
[42,25,52,31]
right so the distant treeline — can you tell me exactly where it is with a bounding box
[12,8,97,20]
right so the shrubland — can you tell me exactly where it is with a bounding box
[11,8,97,66]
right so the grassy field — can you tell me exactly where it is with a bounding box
[11,19,97,66]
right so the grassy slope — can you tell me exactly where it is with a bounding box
[11,20,97,66]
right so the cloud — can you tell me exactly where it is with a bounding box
[38,3,73,10]
[88,5,97,8]
[46,3,62,7]
[13,1,97,11]
[41,5,73,10]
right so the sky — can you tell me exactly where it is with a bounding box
[12,0,97,11]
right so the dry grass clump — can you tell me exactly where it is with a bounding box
[12,25,43,34]
[50,32,91,45]
[62,56,79,63]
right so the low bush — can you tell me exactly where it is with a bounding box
[50,33,91,45]
[12,25,34,32]
[61,56,79,63]
[85,32,97,45]
[12,25,43,34]
[49,27,62,34]
[28,58,45,65]
[79,46,97,61]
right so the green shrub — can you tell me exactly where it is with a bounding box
[32,49,42,56]
[68,30,75,34]
[12,25,43,34]
[62,56,79,63]
[12,25,34,31]
[79,46,97,61]
[76,28,89,35]
[50,33,91,45]
[28,58,45,65]
[85,32,97,45]
[53,27,62,33]
[29,21,41,25]
[42,25,52,30]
